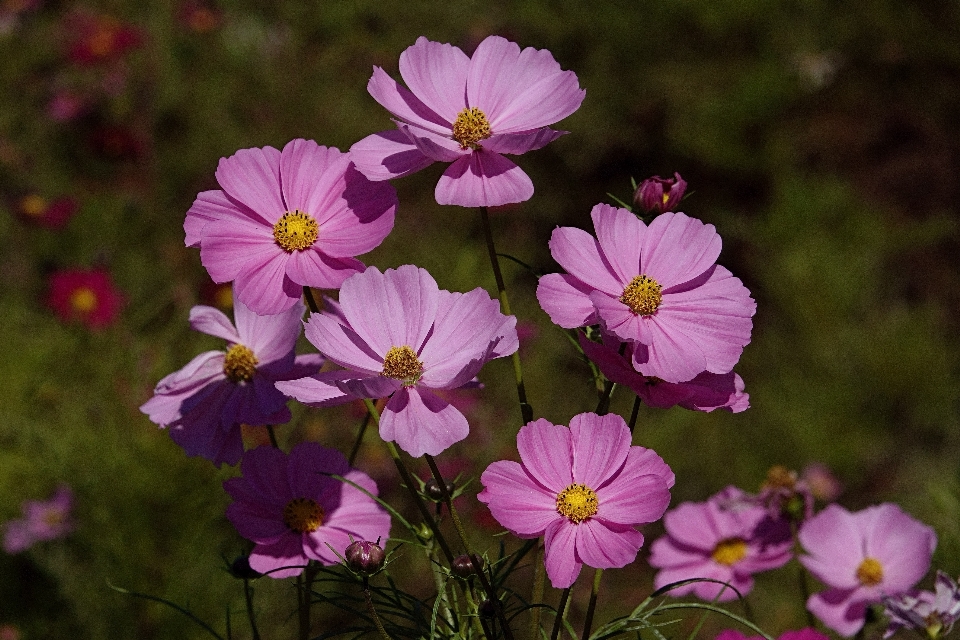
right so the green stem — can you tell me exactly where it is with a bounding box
[348,405,373,466]
[582,569,603,640]
[479,205,533,425]
[628,395,641,433]
[363,581,392,640]
[302,286,320,314]
[550,588,571,640]
[243,577,261,640]
[530,541,546,640]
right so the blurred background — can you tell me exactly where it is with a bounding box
[1,0,959,637]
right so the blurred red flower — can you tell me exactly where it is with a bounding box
[66,13,142,65]
[16,194,78,229]
[47,267,124,329]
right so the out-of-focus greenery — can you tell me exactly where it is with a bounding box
[1,0,958,638]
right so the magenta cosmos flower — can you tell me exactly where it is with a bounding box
[799,503,937,637]
[140,292,322,467]
[276,265,517,458]
[537,204,755,384]
[185,138,397,315]
[649,486,793,602]
[224,442,390,579]
[47,267,124,329]
[350,35,585,208]
[477,412,674,589]
[2,485,74,554]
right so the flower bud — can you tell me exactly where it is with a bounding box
[452,553,484,579]
[633,172,687,214]
[424,478,455,502]
[478,599,498,619]
[345,540,386,575]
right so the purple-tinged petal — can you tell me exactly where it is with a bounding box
[597,473,671,527]
[235,297,304,363]
[233,252,302,315]
[543,518,582,589]
[215,146,284,223]
[284,248,365,289]
[484,128,566,155]
[379,387,469,457]
[288,443,348,500]
[592,204,644,285]
[274,371,359,407]
[199,216,277,284]
[807,588,868,637]
[189,305,240,344]
[516,419,572,491]
[403,123,465,162]
[641,212,722,289]
[548,225,624,297]
[628,314,709,383]
[366,66,451,133]
[435,151,533,208]
[278,139,351,216]
[185,189,259,247]
[398,36,469,123]
[350,129,435,181]
[590,291,659,346]
[303,312,384,374]
[536,273,598,329]
[798,504,864,589]
[575,519,644,570]
[569,412,631,489]
[418,288,505,385]
[314,164,397,258]
[336,374,399,400]
[478,460,559,536]
[249,535,309,578]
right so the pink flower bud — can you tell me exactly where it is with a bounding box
[634,172,687,214]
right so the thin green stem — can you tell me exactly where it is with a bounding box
[582,569,603,640]
[302,286,320,314]
[479,205,533,424]
[628,395,641,433]
[550,588,571,640]
[243,577,261,640]
[529,541,546,640]
[297,562,319,640]
[363,581,392,640]
[348,405,373,466]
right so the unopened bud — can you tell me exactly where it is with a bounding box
[452,553,484,579]
[633,172,687,214]
[478,599,498,619]
[425,478,455,502]
[345,540,386,575]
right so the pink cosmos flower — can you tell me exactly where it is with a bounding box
[477,412,674,589]
[884,571,960,639]
[536,204,755,383]
[799,503,937,637]
[47,267,124,329]
[140,292,322,467]
[224,442,390,579]
[184,138,397,315]
[2,485,74,554]
[579,332,749,412]
[350,35,585,208]
[716,629,829,640]
[649,486,793,602]
[276,265,517,458]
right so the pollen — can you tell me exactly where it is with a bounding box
[223,344,258,383]
[711,538,748,566]
[69,287,98,313]
[620,275,663,316]
[556,483,599,524]
[283,497,325,533]
[856,557,884,586]
[273,210,319,252]
[381,346,424,386]
[452,107,492,149]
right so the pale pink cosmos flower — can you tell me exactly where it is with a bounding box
[884,571,960,639]
[799,503,937,637]
[276,265,517,457]
[477,412,674,589]
[350,35,585,208]
[537,204,756,383]
[224,442,390,579]
[140,292,322,467]
[649,486,793,602]
[3,485,74,554]
[184,138,397,315]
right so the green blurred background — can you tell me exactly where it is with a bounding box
[1,0,959,637]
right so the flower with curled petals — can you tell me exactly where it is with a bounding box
[537,204,755,383]
[477,412,673,589]
[350,35,584,208]
[184,138,397,314]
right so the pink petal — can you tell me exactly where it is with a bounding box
[350,129,435,181]
[278,139,350,216]
[284,248,364,289]
[235,297,304,362]
[543,518,582,588]
[484,128,566,155]
[435,152,534,208]
[590,290,659,345]
[404,123,464,162]
[303,313,383,373]
[641,212,722,289]
[596,473,671,526]
[548,225,623,297]
[199,216,277,283]
[215,145,284,223]
[629,315,709,383]
[379,387,469,457]
[516,419,572,491]
[569,412,632,489]
[314,165,397,258]
[185,189,260,247]
[591,204,644,285]
[398,36,469,123]
[249,535,309,578]
[366,66,450,134]
[418,288,504,386]
[575,519,644,570]
[807,588,868,637]
[274,372,358,407]
[234,252,302,315]
[478,460,559,536]
[798,504,864,588]
[536,273,598,329]
[189,305,240,343]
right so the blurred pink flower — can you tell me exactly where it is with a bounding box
[276,265,517,457]
[185,139,397,314]
[799,503,937,637]
[649,486,793,602]
[140,291,322,467]
[224,442,390,578]
[16,194,78,229]
[351,35,585,208]
[537,205,755,383]
[884,571,960,639]
[478,412,673,588]
[801,462,843,503]
[47,267,124,329]
[0,624,19,640]
[3,485,74,554]
[66,12,142,65]
[46,90,88,123]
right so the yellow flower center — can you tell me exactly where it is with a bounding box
[856,557,884,586]
[283,498,324,533]
[273,210,319,252]
[381,346,424,386]
[555,483,599,524]
[711,538,748,566]
[452,107,492,149]
[69,287,98,313]
[223,344,258,383]
[20,194,47,217]
[620,275,663,316]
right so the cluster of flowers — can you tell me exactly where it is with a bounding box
[2,485,73,554]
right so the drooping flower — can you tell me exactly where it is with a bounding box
[140,292,322,467]
[47,267,124,329]
[649,486,793,602]
[185,138,397,315]
[578,332,749,412]
[224,442,391,579]
[350,35,585,208]
[2,485,74,554]
[478,412,674,589]
[884,571,960,639]
[537,205,755,383]
[276,265,517,458]
[799,503,937,637]
[634,172,687,215]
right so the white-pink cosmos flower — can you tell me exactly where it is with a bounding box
[276,265,518,457]
[350,35,585,208]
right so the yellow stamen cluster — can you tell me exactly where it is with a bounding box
[620,275,663,316]
[223,344,258,383]
[273,210,319,252]
[556,483,599,524]
[856,557,884,586]
[381,346,424,386]
[69,287,98,313]
[711,538,748,566]
[452,107,492,149]
[283,498,325,533]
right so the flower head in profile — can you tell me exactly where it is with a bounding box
[185,138,397,314]
[3,485,74,554]
[884,571,960,639]
[224,442,391,578]
[276,265,518,458]
[537,205,755,383]
[140,292,322,467]
[47,267,124,329]
[799,503,937,637]
[350,35,585,208]
[649,486,793,602]
[478,412,674,588]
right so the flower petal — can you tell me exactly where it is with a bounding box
[543,518,582,589]
[478,460,559,536]
[350,129,435,181]
[548,225,623,297]
[569,412,631,489]
[379,387,469,457]
[641,212,722,289]
[592,204,644,285]
[398,36,469,123]
[435,151,534,208]
[516,419,572,491]
[575,518,644,570]
[215,145,284,223]
[233,251,302,315]
[189,305,240,343]
[484,128,566,155]
[536,273,598,329]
